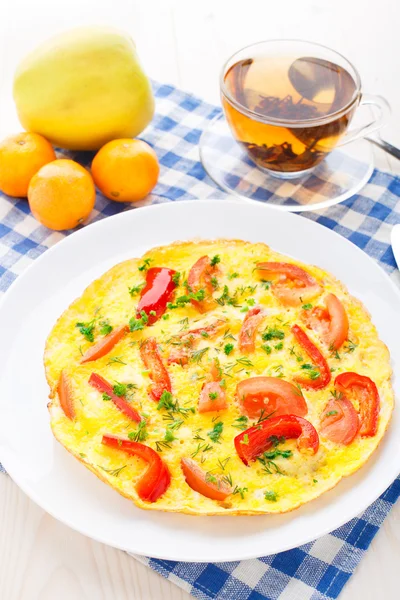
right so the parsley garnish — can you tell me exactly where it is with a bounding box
[128,420,148,442]
[112,382,127,397]
[209,392,218,400]
[232,415,248,430]
[216,285,240,307]
[102,393,111,401]
[76,320,96,342]
[99,320,113,336]
[264,491,278,502]
[167,289,205,309]
[262,344,272,354]
[157,391,195,418]
[302,303,313,310]
[325,410,338,417]
[208,421,223,443]
[224,343,234,356]
[129,310,149,332]
[172,272,181,285]
[138,258,152,272]
[262,328,285,341]
[228,272,239,280]
[274,342,284,351]
[210,255,221,266]
[240,433,249,445]
[128,283,145,297]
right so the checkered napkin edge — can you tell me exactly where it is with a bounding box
[1,80,400,600]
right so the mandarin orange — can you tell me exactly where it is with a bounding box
[28,159,96,230]
[0,132,56,197]
[91,139,159,202]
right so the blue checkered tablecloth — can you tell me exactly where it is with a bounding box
[1,81,400,600]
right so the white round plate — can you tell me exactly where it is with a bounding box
[0,200,399,563]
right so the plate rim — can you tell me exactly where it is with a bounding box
[0,198,399,562]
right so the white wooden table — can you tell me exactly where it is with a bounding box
[0,1,399,598]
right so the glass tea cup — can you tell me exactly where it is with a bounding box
[220,40,390,179]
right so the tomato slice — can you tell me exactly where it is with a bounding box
[234,415,319,465]
[236,376,308,419]
[89,373,142,422]
[238,306,265,353]
[137,267,177,325]
[80,325,129,363]
[291,324,331,390]
[335,372,380,437]
[198,381,227,413]
[57,370,75,420]
[140,337,172,402]
[303,294,349,351]
[181,457,232,500]
[187,256,219,312]
[320,397,359,445]
[102,434,171,502]
[168,319,225,366]
[256,262,321,306]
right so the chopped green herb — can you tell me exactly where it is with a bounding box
[191,347,209,364]
[262,328,285,341]
[345,340,358,353]
[79,453,86,458]
[240,433,249,445]
[138,258,152,272]
[107,356,127,366]
[309,370,321,380]
[274,342,284,351]
[246,298,256,306]
[76,320,95,342]
[233,485,248,499]
[157,391,195,418]
[191,442,213,458]
[216,285,240,307]
[325,410,338,417]
[129,310,149,332]
[210,255,221,266]
[99,320,113,336]
[302,303,313,310]
[232,415,249,430]
[262,344,272,355]
[112,382,128,397]
[261,280,272,290]
[209,392,218,400]
[257,455,284,475]
[102,393,111,401]
[240,306,249,313]
[172,271,181,285]
[228,272,239,280]
[208,421,223,443]
[99,464,127,477]
[313,479,318,484]
[264,490,278,502]
[210,276,219,289]
[128,283,145,297]
[128,420,148,442]
[162,313,170,321]
[167,289,205,309]
[224,343,234,356]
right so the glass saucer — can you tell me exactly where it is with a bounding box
[199,113,374,212]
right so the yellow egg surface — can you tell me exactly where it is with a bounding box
[45,240,394,515]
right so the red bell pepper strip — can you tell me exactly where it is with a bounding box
[57,370,75,420]
[291,324,331,390]
[80,325,129,363]
[234,414,319,465]
[187,256,219,312]
[335,372,380,437]
[140,337,172,402]
[89,373,142,422]
[238,306,265,353]
[181,457,232,500]
[137,267,177,324]
[102,435,171,502]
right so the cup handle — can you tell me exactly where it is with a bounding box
[337,94,391,147]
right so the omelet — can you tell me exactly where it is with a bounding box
[45,240,394,515]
